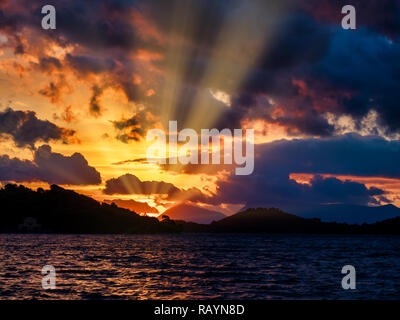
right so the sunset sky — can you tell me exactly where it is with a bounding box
[1,0,400,217]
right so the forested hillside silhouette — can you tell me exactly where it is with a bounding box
[0,184,179,234]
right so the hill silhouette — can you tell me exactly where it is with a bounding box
[178,208,359,234]
[0,184,179,234]
[294,204,400,224]
[162,203,226,224]
[362,216,400,234]
[177,207,400,235]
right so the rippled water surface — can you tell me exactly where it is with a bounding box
[1,234,399,299]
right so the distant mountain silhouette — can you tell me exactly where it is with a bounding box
[241,203,400,224]
[210,208,357,233]
[177,207,400,235]
[104,199,159,214]
[162,203,226,224]
[0,184,179,234]
[294,204,400,224]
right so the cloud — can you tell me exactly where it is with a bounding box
[65,54,116,76]
[54,1,149,51]
[89,84,104,117]
[197,134,399,211]
[209,13,334,134]
[112,115,142,143]
[112,111,158,142]
[0,155,37,182]
[0,108,76,148]
[212,173,384,209]
[309,29,400,136]
[53,106,77,124]
[35,57,62,74]
[207,10,400,138]
[0,144,101,185]
[1,1,159,113]
[103,173,204,201]
[256,133,400,179]
[112,158,147,165]
[38,75,69,104]
[2,0,400,140]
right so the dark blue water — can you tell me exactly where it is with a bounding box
[0,234,399,299]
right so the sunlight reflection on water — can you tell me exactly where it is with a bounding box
[0,234,399,299]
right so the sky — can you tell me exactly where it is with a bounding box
[0,0,400,217]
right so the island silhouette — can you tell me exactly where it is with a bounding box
[0,184,179,234]
[1,184,399,235]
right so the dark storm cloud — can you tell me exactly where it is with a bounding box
[34,0,147,51]
[255,134,400,179]
[2,0,400,137]
[0,5,18,31]
[212,173,384,210]
[217,9,400,137]
[307,175,384,203]
[311,29,400,135]
[0,145,101,185]
[205,12,339,134]
[1,0,156,107]
[197,134,399,210]
[236,12,333,96]
[33,145,101,185]
[0,0,160,52]
[103,173,204,201]
[259,13,333,72]
[0,108,76,148]
[0,155,38,182]
[65,54,117,76]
